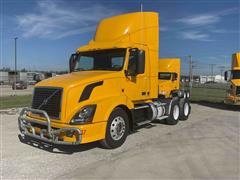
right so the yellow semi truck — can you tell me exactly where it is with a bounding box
[224,52,240,105]
[18,12,191,149]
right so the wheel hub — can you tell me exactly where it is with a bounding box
[110,116,126,141]
[173,105,180,120]
[184,103,189,116]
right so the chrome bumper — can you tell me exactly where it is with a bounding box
[224,97,240,105]
[18,108,82,145]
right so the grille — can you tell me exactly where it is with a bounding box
[236,86,240,96]
[32,87,63,119]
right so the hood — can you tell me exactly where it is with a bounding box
[36,71,122,88]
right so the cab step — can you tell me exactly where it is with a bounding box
[136,120,151,126]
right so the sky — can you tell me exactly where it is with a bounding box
[0,0,239,75]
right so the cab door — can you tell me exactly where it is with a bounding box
[122,48,150,101]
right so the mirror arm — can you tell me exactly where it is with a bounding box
[124,70,132,80]
[124,70,128,77]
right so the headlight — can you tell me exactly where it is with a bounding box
[70,105,96,125]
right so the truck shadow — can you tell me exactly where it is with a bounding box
[18,119,188,154]
[191,101,239,112]
[18,134,100,154]
[18,123,165,154]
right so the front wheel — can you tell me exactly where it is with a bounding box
[100,108,129,149]
[165,101,180,125]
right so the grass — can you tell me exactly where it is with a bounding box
[189,87,226,103]
[182,83,228,104]
[0,95,32,109]
[0,83,228,109]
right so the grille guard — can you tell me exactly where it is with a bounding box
[18,108,82,145]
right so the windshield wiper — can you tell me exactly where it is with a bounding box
[73,68,86,72]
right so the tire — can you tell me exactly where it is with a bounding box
[165,100,180,125]
[179,98,191,120]
[100,108,129,149]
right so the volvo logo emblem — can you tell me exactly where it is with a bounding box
[42,99,49,105]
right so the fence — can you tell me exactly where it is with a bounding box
[181,82,228,103]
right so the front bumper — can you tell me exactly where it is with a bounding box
[224,96,240,105]
[18,108,82,145]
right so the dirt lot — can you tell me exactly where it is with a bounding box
[1,104,239,179]
[0,85,33,97]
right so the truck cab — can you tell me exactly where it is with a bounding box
[18,12,191,149]
[158,58,180,98]
[224,52,240,105]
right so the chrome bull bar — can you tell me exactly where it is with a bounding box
[18,108,82,145]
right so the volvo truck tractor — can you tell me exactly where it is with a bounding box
[18,12,191,149]
[224,52,240,105]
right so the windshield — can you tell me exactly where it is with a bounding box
[232,70,240,79]
[73,49,126,72]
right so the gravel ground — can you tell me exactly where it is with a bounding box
[1,104,239,179]
[0,85,33,97]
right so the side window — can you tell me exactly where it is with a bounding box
[158,72,171,80]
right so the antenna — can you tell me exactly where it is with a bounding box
[140,3,143,12]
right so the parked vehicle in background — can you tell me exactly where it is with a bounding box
[33,72,56,83]
[12,81,28,90]
[28,80,37,85]
[224,52,240,105]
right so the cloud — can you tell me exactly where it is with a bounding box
[180,31,214,41]
[178,15,220,26]
[209,28,240,34]
[16,1,121,39]
[176,8,238,41]
[53,26,96,40]
[160,26,169,32]
[177,7,238,26]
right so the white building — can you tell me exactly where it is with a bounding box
[0,71,8,84]
[8,71,28,83]
[200,75,225,84]
[214,75,225,83]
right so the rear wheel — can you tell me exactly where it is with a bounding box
[100,108,129,149]
[165,101,180,125]
[179,99,191,120]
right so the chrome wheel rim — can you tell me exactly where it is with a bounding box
[173,105,179,120]
[184,102,189,116]
[110,116,126,141]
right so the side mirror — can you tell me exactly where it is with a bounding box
[127,49,138,76]
[224,70,231,81]
[124,69,136,77]
[69,53,78,73]
[172,73,178,81]
[127,49,145,77]
[124,70,131,77]
[137,50,145,74]
[224,71,227,81]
